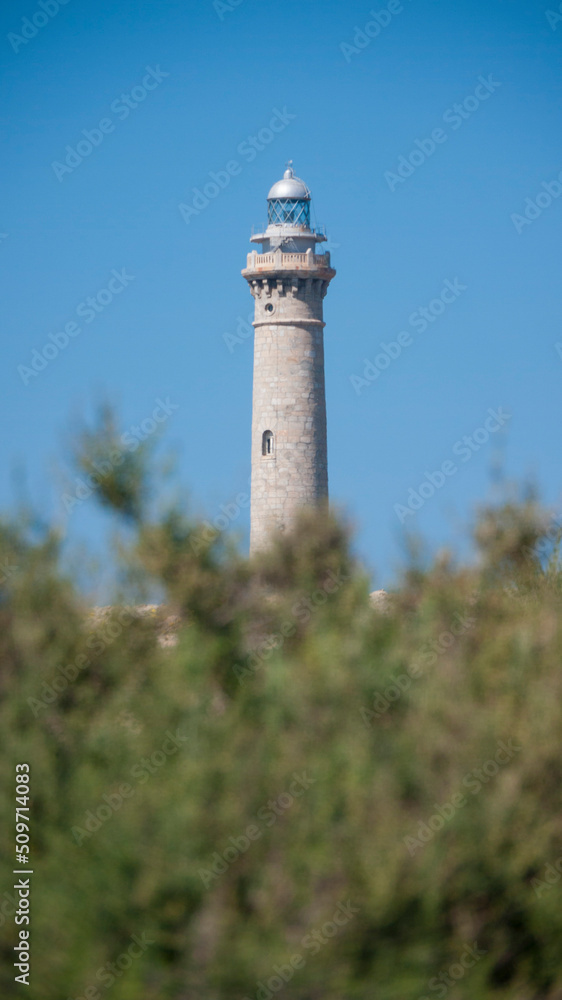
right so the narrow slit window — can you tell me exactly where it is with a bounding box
[262,430,274,456]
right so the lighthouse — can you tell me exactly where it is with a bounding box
[242,163,336,553]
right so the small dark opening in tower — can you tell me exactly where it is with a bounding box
[262,430,274,456]
[265,303,274,313]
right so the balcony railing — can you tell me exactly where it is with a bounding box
[244,250,331,270]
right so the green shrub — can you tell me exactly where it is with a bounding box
[1,418,562,999]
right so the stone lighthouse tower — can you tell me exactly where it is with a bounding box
[242,163,336,553]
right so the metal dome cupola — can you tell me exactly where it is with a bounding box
[267,163,311,228]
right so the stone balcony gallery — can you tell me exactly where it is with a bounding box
[243,249,332,272]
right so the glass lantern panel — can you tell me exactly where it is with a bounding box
[268,199,310,227]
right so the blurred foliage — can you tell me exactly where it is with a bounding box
[1,416,562,999]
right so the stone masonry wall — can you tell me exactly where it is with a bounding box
[244,266,334,553]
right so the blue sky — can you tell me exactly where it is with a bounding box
[2,0,561,591]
